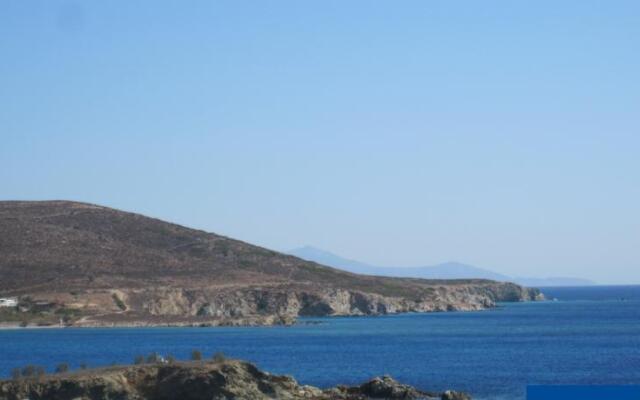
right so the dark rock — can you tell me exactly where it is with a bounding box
[442,390,472,400]
[358,375,427,399]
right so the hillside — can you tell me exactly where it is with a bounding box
[0,201,542,327]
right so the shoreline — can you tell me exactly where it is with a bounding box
[0,304,514,330]
[0,305,505,329]
[0,359,472,400]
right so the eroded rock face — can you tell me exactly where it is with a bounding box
[139,283,541,318]
[63,282,542,327]
[5,282,543,328]
[0,360,471,400]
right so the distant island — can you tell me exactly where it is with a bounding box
[0,201,541,328]
[290,246,595,287]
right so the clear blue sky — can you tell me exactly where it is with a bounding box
[1,1,639,283]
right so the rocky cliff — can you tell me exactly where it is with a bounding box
[0,360,471,400]
[7,282,541,328]
[0,201,542,327]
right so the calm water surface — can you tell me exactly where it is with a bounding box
[1,285,639,400]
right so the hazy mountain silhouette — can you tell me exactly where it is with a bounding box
[289,246,595,287]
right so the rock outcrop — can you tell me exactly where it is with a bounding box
[0,360,471,400]
[62,282,540,327]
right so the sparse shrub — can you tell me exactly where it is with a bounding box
[212,352,226,363]
[11,368,21,380]
[55,308,80,316]
[55,363,69,374]
[134,355,145,365]
[19,320,28,328]
[79,363,88,370]
[21,365,36,377]
[50,307,80,325]
[112,294,127,311]
[21,365,45,379]
[191,350,202,361]
[166,355,176,364]
[147,352,161,363]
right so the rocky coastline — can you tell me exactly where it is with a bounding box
[3,283,543,328]
[0,359,471,400]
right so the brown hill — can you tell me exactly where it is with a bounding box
[0,201,541,327]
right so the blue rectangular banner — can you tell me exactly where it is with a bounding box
[528,385,640,400]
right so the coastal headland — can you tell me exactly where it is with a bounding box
[0,201,542,328]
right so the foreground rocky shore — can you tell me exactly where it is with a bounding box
[0,359,470,400]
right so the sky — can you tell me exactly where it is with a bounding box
[1,1,639,284]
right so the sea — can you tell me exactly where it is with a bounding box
[1,285,639,400]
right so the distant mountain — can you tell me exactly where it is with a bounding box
[513,277,596,287]
[289,246,596,287]
[289,247,510,281]
[287,245,376,275]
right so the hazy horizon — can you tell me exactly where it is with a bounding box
[2,1,639,284]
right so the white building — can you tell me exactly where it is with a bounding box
[0,297,18,307]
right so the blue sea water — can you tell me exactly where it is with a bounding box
[1,285,639,400]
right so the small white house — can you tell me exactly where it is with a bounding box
[0,297,18,307]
